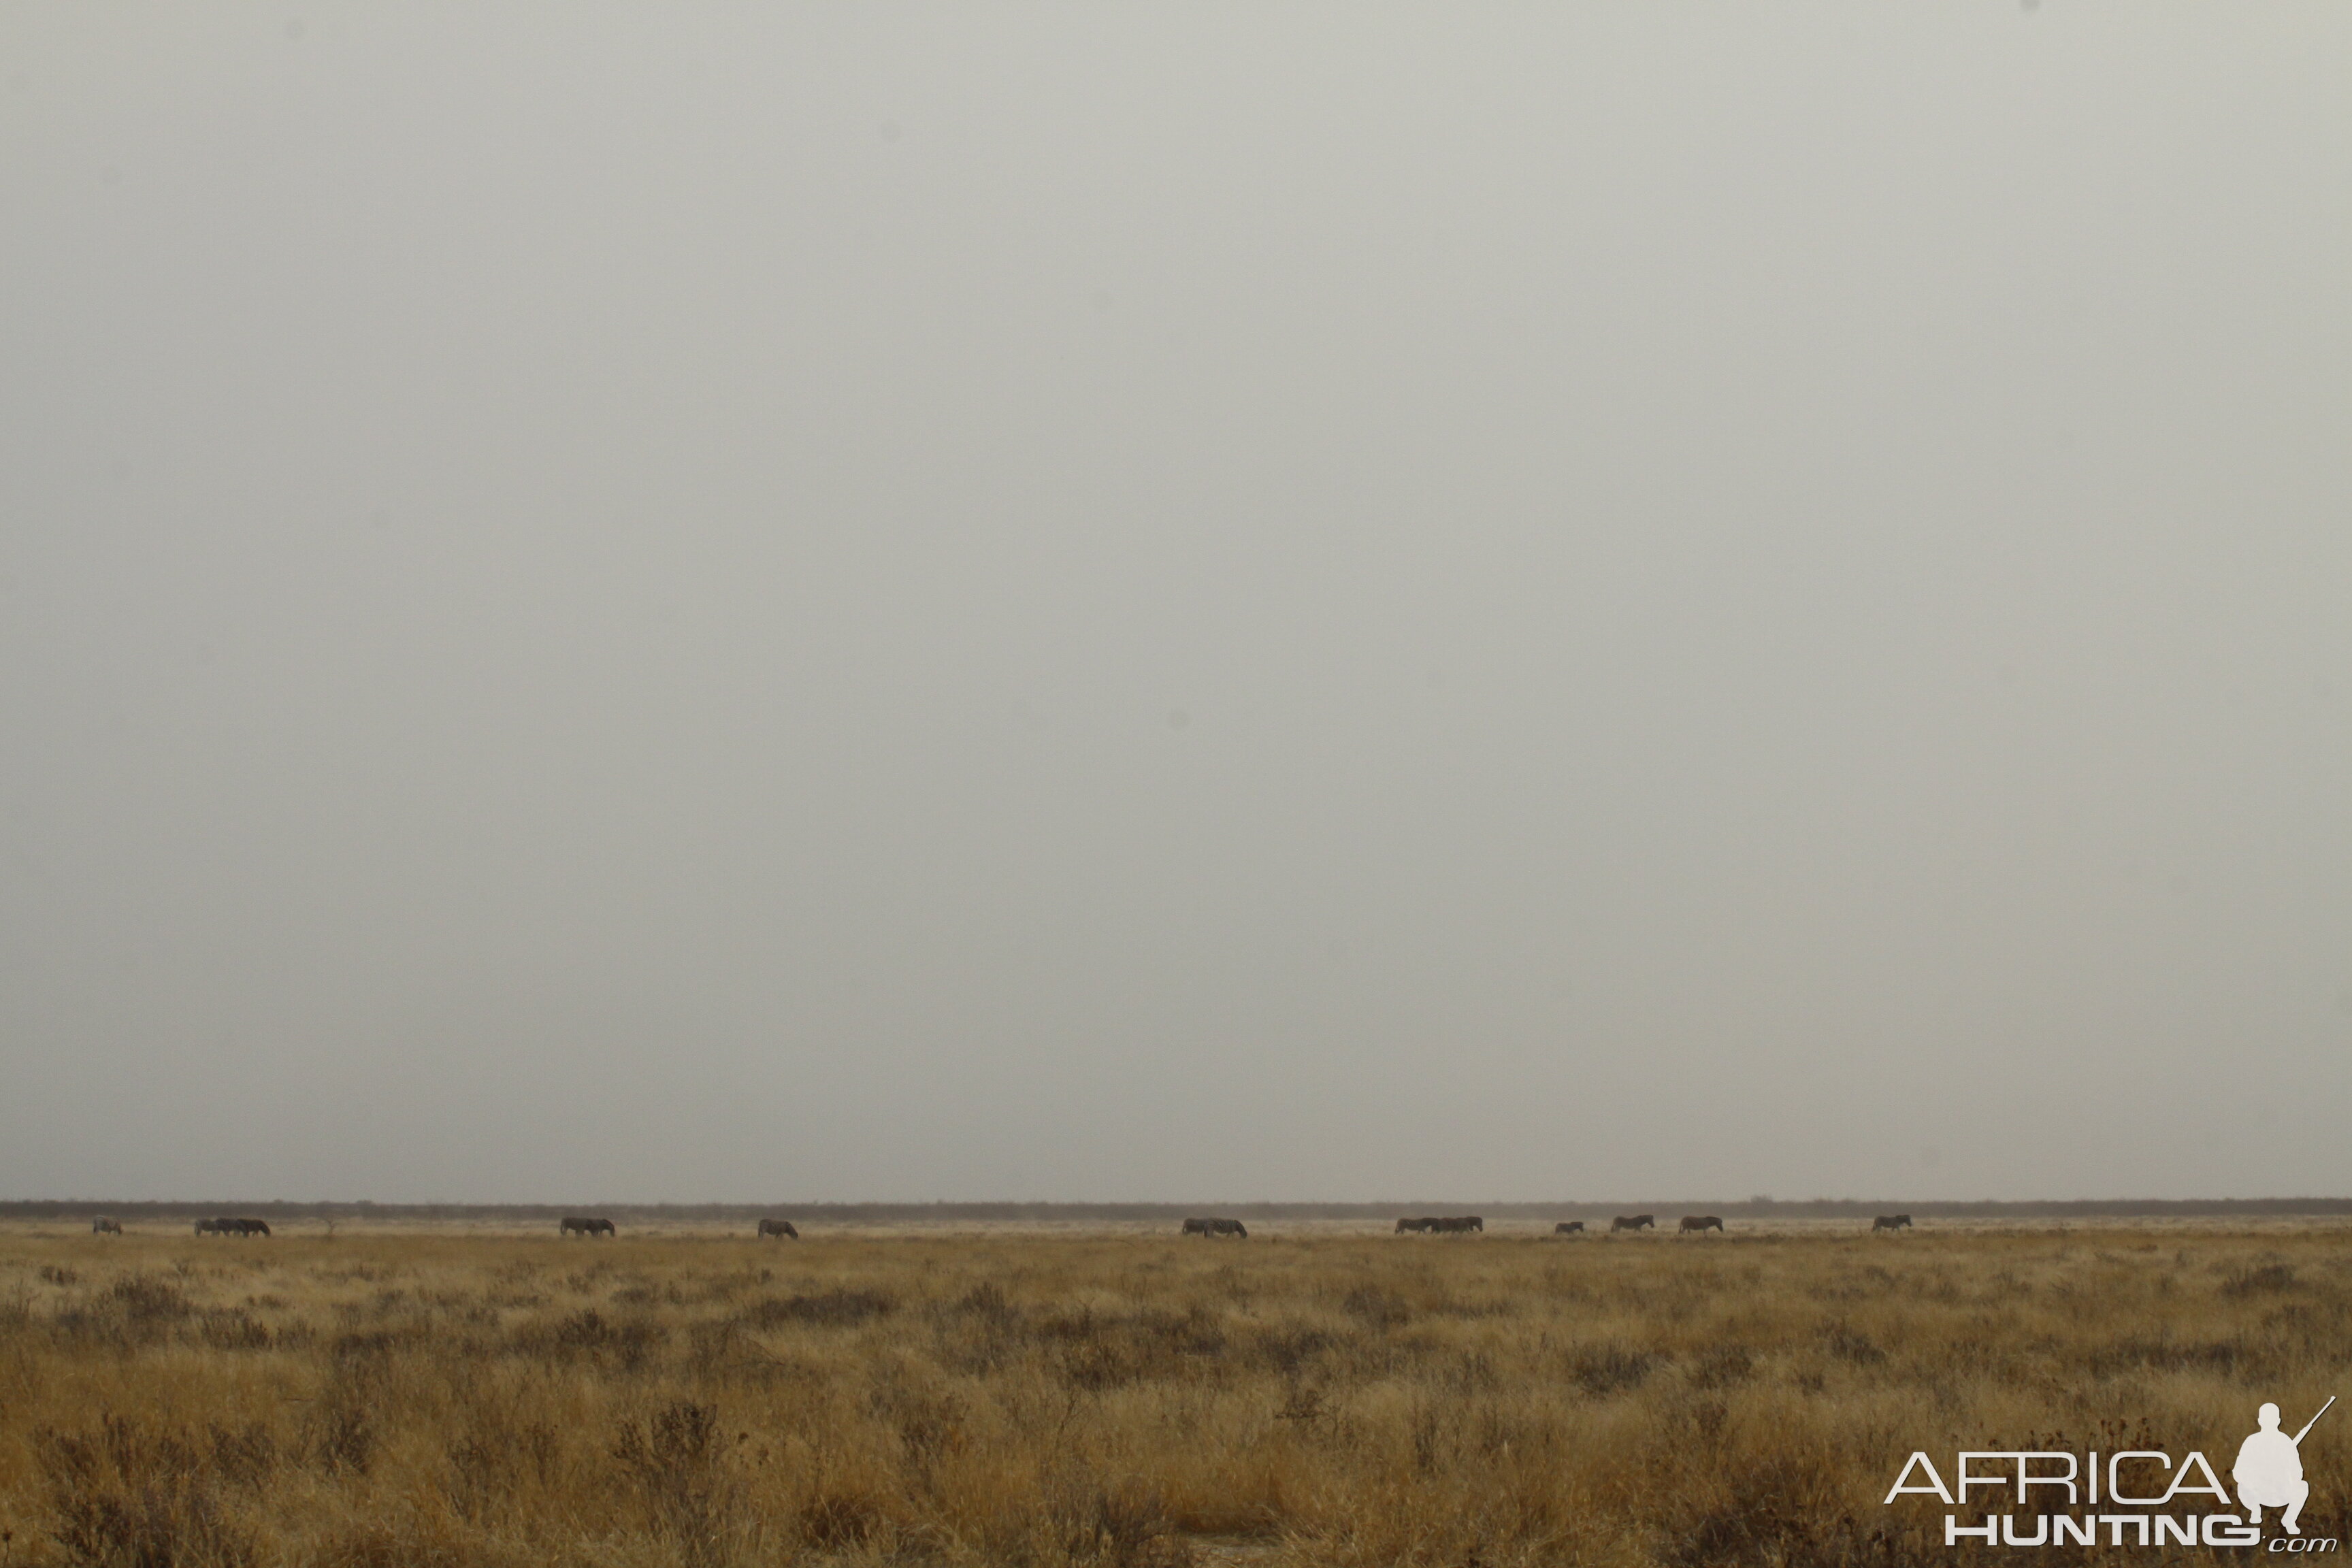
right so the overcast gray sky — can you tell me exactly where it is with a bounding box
[3,5,2347,1205]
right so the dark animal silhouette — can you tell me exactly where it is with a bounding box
[194,1217,230,1236]
[1610,1214,1655,1232]
[232,1218,272,1237]
[1182,1218,1247,1237]
[1678,1215,1723,1233]
[1396,1218,1434,1233]
[91,1217,122,1235]
[1554,1221,1586,1235]
[1872,1213,1913,1232]
[757,1218,799,1239]
[560,1216,615,1237]
[1440,1215,1483,1233]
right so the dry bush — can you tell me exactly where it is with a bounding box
[2,1222,2350,1565]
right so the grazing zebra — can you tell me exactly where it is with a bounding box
[1678,1215,1723,1233]
[1872,1213,1912,1232]
[1437,1215,1483,1234]
[194,1217,230,1236]
[757,1218,800,1239]
[559,1216,615,1237]
[91,1217,122,1235]
[1395,1218,1434,1233]
[1554,1221,1586,1235]
[1182,1218,1247,1237]
[1610,1214,1655,1232]
[232,1218,272,1237]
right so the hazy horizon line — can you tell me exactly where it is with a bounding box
[12,1196,2352,1218]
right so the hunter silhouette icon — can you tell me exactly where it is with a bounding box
[2236,1396,2334,1535]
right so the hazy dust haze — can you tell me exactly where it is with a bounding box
[2,6,2347,1203]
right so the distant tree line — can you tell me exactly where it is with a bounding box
[5,1197,2351,1223]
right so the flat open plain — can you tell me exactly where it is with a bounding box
[3,1220,2347,1566]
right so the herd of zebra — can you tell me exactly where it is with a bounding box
[1186,1212,1918,1237]
[76,1211,1919,1239]
[566,1212,1916,1239]
[562,1217,800,1237]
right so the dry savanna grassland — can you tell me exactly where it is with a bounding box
[2,1221,2348,1568]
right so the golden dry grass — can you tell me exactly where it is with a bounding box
[2,1221,2348,1567]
